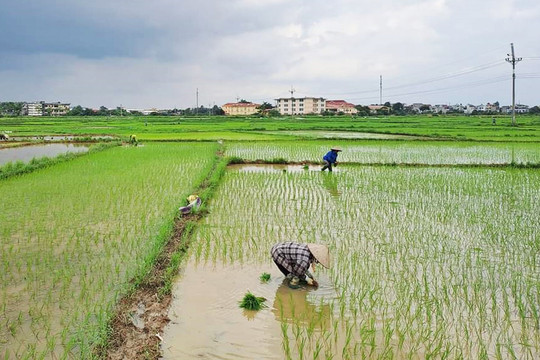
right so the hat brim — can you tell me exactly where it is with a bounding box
[307,243,331,268]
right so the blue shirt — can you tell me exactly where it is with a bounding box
[323,150,338,163]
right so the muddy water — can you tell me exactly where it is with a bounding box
[0,143,89,165]
[261,130,428,140]
[228,164,343,174]
[161,261,338,359]
[11,135,116,141]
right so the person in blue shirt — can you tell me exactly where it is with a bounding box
[321,148,342,172]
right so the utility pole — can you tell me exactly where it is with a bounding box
[505,43,522,126]
[379,75,383,105]
[289,86,296,98]
[196,88,199,115]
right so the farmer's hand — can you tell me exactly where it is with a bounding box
[308,278,319,287]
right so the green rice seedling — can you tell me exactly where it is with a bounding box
[0,142,218,358]
[238,291,267,311]
[259,272,271,283]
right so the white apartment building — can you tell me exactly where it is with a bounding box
[275,97,326,115]
[26,102,44,116]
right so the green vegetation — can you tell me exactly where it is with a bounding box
[0,142,218,358]
[1,114,539,141]
[259,272,271,283]
[226,140,540,166]
[1,114,539,358]
[0,142,119,180]
[239,292,267,311]
[191,165,540,358]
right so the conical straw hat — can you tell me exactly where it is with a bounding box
[307,244,331,268]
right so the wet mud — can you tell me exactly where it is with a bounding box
[161,261,337,359]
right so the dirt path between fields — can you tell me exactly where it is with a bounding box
[100,214,197,359]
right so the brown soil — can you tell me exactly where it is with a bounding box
[99,214,198,359]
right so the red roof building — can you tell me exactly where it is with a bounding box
[325,100,358,114]
[222,102,260,116]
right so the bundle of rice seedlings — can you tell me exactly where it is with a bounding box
[239,292,267,311]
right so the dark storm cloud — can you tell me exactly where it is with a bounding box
[0,0,539,108]
[0,2,159,59]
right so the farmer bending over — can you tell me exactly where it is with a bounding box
[271,242,330,289]
[321,148,342,172]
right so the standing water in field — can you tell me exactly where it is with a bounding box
[0,143,89,165]
[161,164,540,359]
[161,261,338,359]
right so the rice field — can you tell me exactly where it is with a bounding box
[163,164,540,359]
[225,140,540,165]
[0,142,217,359]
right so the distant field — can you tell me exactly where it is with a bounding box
[1,115,539,141]
[225,140,540,165]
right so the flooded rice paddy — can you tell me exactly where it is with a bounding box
[225,141,540,165]
[162,262,337,359]
[162,164,539,359]
[259,130,429,140]
[0,143,90,165]
[10,135,117,141]
[0,143,218,359]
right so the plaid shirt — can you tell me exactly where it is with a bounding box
[271,242,313,278]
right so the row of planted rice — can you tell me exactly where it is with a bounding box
[0,142,217,359]
[225,140,540,166]
[168,165,539,359]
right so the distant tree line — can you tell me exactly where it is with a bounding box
[0,102,24,116]
[2,101,539,117]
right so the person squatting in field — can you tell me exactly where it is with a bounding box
[271,242,330,289]
[321,148,342,172]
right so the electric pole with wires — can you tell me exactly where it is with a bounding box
[505,43,522,126]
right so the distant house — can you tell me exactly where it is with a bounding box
[222,102,260,116]
[275,97,326,115]
[325,100,358,115]
[367,105,390,114]
[515,104,529,113]
[465,104,476,115]
[432,104,449,114]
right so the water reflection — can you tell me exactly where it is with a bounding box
[272,280,332,330]
[0,144,89,166]
[322,172,341,197]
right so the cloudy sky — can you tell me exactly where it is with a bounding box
[1,0,539,109]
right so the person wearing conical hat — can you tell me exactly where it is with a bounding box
[271,242,330,289]
[321,148,342,172]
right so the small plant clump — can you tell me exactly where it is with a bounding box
[259,272,271,283]
[239,292,267,311]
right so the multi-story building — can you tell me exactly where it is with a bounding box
[43,102,70,116]
[275,97,326,115]
[42,102,70,116]
[25,102,44,116]
[222,102,260,116]
[24,101,71,116]
[325,100,357,115]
